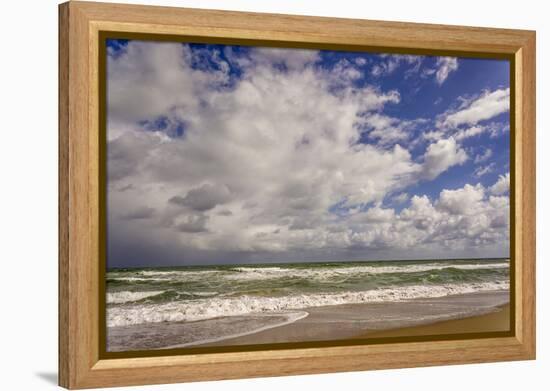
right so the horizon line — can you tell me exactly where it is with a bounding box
[106,256,510,271]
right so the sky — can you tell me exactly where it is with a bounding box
[106,39,510,267]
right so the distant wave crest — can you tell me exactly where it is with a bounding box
[107,290,166,304]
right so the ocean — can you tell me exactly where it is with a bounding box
[106,258,509,331]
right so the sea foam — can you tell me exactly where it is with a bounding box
[107,290,166,304]
[223,263,510,281]
[107,281,509,327]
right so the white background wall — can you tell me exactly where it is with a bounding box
[0,0,546,389]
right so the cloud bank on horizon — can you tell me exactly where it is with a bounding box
[106,40,510,267]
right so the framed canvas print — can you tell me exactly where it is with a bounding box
[59,1,536,389]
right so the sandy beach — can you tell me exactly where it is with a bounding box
[362,303,509,339]
[107,290,509,351]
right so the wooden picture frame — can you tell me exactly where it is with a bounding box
[59,1,536,389]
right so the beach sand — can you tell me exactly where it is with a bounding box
[360,304,509,339]
[107,290,510,352]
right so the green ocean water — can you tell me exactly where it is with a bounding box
[106,259,509,328]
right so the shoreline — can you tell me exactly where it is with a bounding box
[107,290,509,351]
[162,311,309,349]
[201,291,509,347]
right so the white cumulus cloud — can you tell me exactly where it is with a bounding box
[490,173,510,195]
[421,137,468,180]
[442,88,510,128]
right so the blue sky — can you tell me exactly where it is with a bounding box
[106,39,510,267]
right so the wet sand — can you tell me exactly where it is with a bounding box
[361,304,509,339]
[203,291,509,347]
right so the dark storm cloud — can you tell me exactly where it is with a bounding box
[175,214,209,233]
[168,183,232,211]
[120,207,155,220]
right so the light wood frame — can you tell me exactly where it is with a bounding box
[59,1,536,389]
